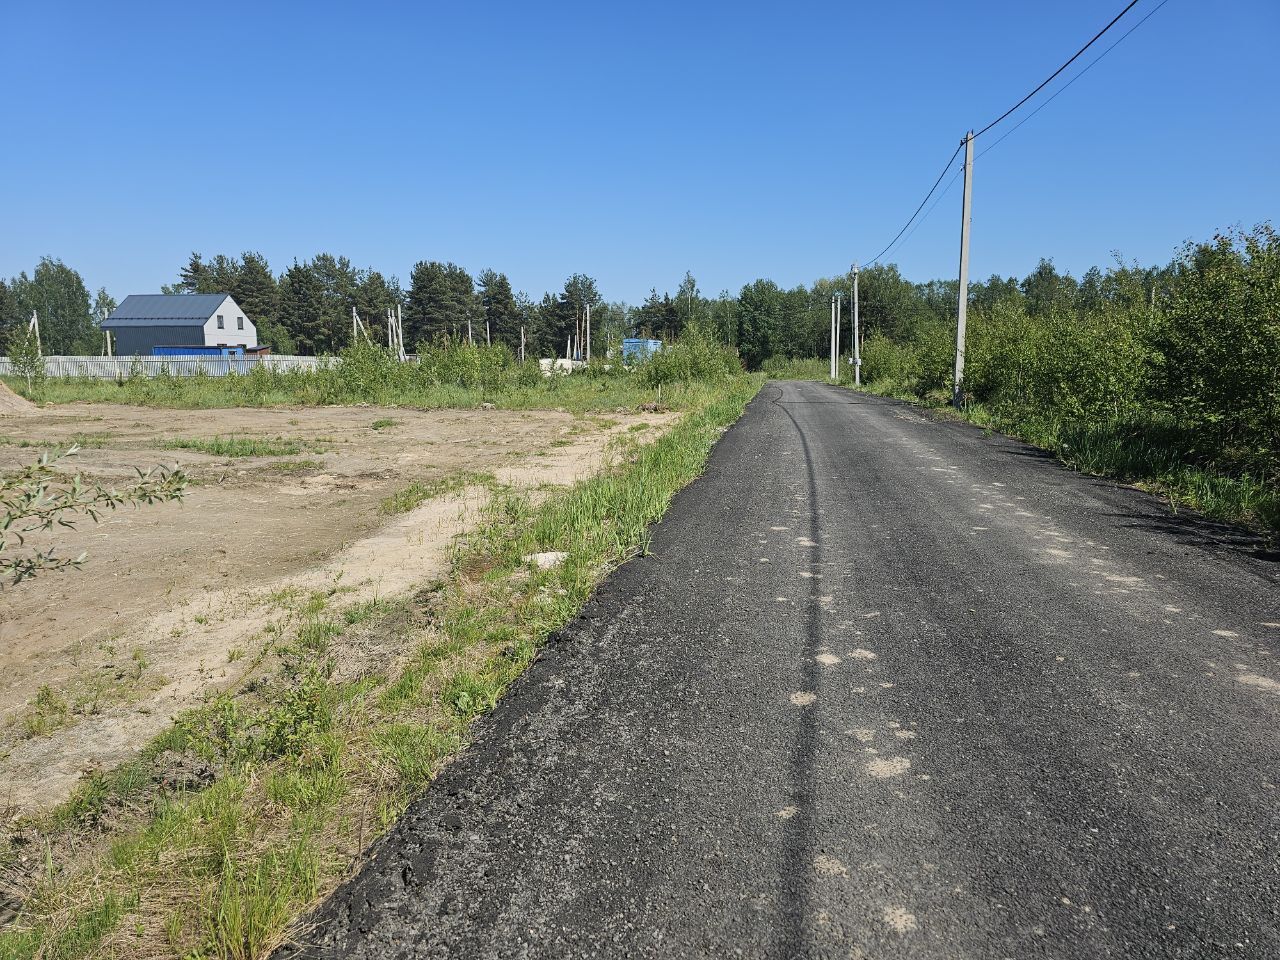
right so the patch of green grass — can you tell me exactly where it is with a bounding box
[160,436,312,458]
[0,890,135,960]
[8,361,733,418]
[369,418,399,431]
[341,597,390,626]
[373,723,458,790]
[265,459,323,473]
[379,472,494,516]
[22,684,69,738]
[0,432,112,451]
[296,617,341,654]
[201,842,319,960]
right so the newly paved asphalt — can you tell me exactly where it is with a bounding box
[296,380,1280,959]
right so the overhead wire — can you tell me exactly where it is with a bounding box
[860,0,1165,267]
[971,0,1142,140]
[862,141,963,266]
[977,0,1172,160]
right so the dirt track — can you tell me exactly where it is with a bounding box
[0,402,672,812]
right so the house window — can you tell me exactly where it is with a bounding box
[217,315,225,329]
[237,316,244,330]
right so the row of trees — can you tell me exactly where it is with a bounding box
[1,241,1229,385]
[168,253,624,359]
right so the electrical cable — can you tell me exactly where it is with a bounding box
[858,0,1167,268]
[977,0,1172,159]
[863,141,964,266]
[894,164,966,256]
[972,0,1142,140]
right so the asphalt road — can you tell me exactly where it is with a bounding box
[295,380,1280,959]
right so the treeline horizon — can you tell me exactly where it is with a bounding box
[0,228,1260,372]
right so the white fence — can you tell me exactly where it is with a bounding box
[0,355,331,379]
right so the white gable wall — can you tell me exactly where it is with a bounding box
[202,296,258,348]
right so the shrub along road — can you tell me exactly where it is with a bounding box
[292,380,1280,959]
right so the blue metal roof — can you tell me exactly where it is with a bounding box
[104,293,230,327]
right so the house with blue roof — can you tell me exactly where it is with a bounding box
[102,293,258,356]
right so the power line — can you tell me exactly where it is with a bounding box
[894,164,965,256]
[977,0,1172,159]
[859,0,1165,268]
[863,141,964,266]
[972,0,1142,140]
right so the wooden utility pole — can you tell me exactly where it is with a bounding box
[952,131,975,408]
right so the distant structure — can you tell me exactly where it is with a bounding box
[102,294,259,356]
[621,337,662,364]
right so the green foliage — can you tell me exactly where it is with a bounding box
[856,224,1279,532]
[478,268,520,351]
[160,436,311,457]
[1149,225,1280,466]
[5,258,98,354]
[7,329,46,397]
[1,447,187,583]
[405,261,476,346]
[380,472,493,515]
[635,329,742,388]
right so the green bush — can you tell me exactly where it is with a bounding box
[1149,225,1280,468]
[855,223,1279,531]
[861,332,919,388]
[636,330,741,388]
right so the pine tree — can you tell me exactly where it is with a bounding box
[233,252,279,327]
[178,253,211,294]
[277,261,326,354]
[405,261,475,347]
[478,269,519,350]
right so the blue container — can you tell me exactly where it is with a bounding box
[152,345,245,358]
[621,338,662,363]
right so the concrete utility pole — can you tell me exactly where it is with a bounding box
[952,130,975,409]
[829,296,837,381]
[835,292,842,380]
[520,325,526,363]
[585,303,591,362]
[851,263,861,386]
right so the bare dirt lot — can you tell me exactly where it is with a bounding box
[0,402,674,813]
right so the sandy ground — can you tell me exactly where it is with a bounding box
[0,402,674,813]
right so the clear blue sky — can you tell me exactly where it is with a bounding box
[2,0,1276,305]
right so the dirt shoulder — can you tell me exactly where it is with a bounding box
[0,402,674,813]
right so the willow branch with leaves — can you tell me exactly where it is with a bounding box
[1,445,187,584]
